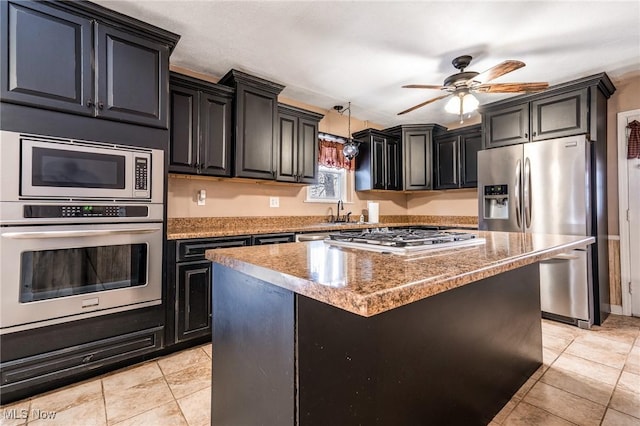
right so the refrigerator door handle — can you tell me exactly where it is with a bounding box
[514,160,522,229]
[524,157,532,229]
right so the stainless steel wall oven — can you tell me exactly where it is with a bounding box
[0,131,164,334]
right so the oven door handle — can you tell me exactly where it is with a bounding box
[2,228,160,239]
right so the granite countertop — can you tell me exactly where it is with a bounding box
[206,231,594,317]
[166,215,478,240]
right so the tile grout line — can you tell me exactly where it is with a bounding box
[101,378,107,426]
[496,321,571,425]
[158,359,192,426]
[510,328,588,426]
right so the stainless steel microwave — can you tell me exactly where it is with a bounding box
[0,131,163,202]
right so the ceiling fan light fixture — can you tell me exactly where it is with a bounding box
[462,92,479,112]
[444,92,479,115]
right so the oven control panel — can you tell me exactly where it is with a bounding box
[24,205,148,218]
[135,157,148,191]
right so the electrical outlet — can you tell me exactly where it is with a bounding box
[269,196,280,208]
[197,189,206,206]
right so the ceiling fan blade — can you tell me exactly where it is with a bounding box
[476,82,549,93]
[397,94,451,115]
[402,84,445,90]
[472,60,525,84]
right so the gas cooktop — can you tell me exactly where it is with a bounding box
[324,228,484,255]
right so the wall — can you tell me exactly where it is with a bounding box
[606,72,640,234]
[605,72,640,310]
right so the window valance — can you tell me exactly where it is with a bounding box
[318,133,355,171]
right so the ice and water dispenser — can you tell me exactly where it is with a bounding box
[483,184,509,219]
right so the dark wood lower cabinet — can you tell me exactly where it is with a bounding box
[166,236,252,346]
[0,306,164,404]
[176,261,212,342]
[211,263,542,425]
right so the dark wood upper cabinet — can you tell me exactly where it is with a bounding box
[482,103,530,148]
[0,0,178,129]
[276,104,323,184]
[460,132,482,188]
[385,124,446,190]
[199,90,233,175]
[434,137,459,189]
[385,137,402,190]
[219,70,285,180]
[434,124,481,190]
[95,23,168,128]
[169,84,199,172]
[1,1,93,115]
[169,72,234,176]
[531,88,588,141]
[353,129,401,191]
[480,74,615,147]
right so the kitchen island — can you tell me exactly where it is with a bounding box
[207,231,594,425]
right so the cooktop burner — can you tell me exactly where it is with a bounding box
[324,228,484,254]
[328,228,476,247]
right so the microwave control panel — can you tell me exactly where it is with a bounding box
[134,157,148,191]
[23,205,149,218]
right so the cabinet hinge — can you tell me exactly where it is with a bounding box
[630,282,633,294]
[627,209,631,222]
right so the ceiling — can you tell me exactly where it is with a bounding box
[96,0,640,128]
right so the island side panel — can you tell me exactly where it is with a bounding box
[211,264,295,425]
[297,263,542,425]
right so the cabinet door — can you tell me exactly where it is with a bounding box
[176,261,212,342]
[235,85,278,179]
[403,130,433,190]
[1,1,93,115]
[460,133,482,188]
[531,89,588,141]
[434,137,459,189]
[200,91,232,176]
[95,23,169,128]
[169,86,198,173]
[385,138,402,190]
[276,112,298,182]
[297,118,319,184]
[483,103,530,148]
[371,136,387,189]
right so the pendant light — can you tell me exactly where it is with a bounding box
[333,102,360,160]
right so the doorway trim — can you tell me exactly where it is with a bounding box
[617,109,639,316]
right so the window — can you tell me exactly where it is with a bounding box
[306,165,347,203]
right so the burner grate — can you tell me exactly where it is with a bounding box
[328,228,476,247]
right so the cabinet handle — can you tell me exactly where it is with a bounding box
[533,131,537,137]
[524,133,528,138]
[82,354,94,363]
[98,101,104,110]
[87,99,94,108]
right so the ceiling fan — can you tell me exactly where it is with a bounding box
[398,55,549,122]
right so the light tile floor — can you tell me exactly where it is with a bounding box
[1,315,638,425]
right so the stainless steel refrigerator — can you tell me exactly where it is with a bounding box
[478,134,606,328]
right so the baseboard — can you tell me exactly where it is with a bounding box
[610,305,623,315]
